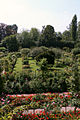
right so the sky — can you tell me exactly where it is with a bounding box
[0,0,80,33]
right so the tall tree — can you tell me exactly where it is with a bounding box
[56,32,62,41]
[30,28,40,46]
[30,28,40,41]
[39,25,56,47]
[71,14,77,41]
[17,31,32,48]
[77,21,80,41]
[62,30,71,41]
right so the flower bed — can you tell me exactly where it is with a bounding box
[11,110,80,120]
[0,92,80,120]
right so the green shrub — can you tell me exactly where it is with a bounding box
[72,48,80,55]
[4,71,32,94]
[20,48,30,57]
[29,78,44,93]
[0,47,6,52]
[0,52,5,58]
[29,46,48,58]
[15,52,21,57]
[22,60,29,65]
[36,50,55,65]
[50,48,63,58]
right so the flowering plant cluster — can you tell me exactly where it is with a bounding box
[0,92,80,120]
[12,110,80,120]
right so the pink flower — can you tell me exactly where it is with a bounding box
[2,102,4,105]
[7,100,10,104]
[47,105,49,107]
[1,98,5,101]
[52,102,55,104]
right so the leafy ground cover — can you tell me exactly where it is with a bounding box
[0,93,80,120]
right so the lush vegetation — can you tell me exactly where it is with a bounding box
[0,14,80,119]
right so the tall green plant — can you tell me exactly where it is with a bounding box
[71,14,77,41]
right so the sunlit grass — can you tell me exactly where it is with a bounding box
[29,59,40,71]
[13,58,22,72]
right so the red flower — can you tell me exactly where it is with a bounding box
[69,113,73,118]
[46,117,49,119]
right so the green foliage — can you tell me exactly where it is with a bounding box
[0,47,7,52]
[30,28,40,46]
[38,25,56,47]
[20,48,30,57]
[0,23,18,42]
[22,60,29,65]
[71,14,77,41]
[75,42,80,48]
[0,75,4,94]
[40,59,48,71]
[49,48,62,59]
[70,60,80,92]
[36,50,55,65]
[77,21,80,41]
[13,58,22,72]
[2,35,19,52]
[4,70,32,94]
[29,46,48,58]
[17,31,34,48]
[62,30,71,41]
[72,48,80,55]
[29,78,44,93]
[15,52,21,58]
[56,32,62,41]
[0,61,4,94]
[61,41,74,48]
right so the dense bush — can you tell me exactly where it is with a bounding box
[29,46,48,58]
[2,35,19,52]
[0,47,7,52]
[15,52,21,58]
[53,40,74,48]
[20,48,30,57]
[29,70,70,93]
[0,52,5,58]
[0,75,4,94]
[72,47,80,55]
[50,47,63,58]
[75,41,80,48]
[36,50,55,65]
[4,70,32,94]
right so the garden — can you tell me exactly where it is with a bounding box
[0,47,80,120]
[0,20,80,119]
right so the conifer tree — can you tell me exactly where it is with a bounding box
[77,21,80,41]
[71,14,77,41]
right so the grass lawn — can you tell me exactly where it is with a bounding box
[13,58,22,72]
[13,57,65,74]
[29,59,40,71]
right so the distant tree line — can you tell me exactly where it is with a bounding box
[0,14,80,52]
